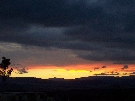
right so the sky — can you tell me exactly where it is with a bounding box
[1,0,135,79]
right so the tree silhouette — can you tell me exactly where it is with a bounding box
[0,57,13,84]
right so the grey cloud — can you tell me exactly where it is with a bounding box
[17,67,28,74]
[0,42,88,66]
[102,66,106,68]
[11,64,28,74]
[122,65,128,69]
[76,48,135,63]
[65,26,135,52]
[1,0,135,64]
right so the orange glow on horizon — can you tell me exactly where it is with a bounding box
[10,64,135,79]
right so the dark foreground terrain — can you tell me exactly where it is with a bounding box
[46,88,135,101]
[1,88,134,101]
[0,76,135,101]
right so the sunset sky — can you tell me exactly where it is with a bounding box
[1,0,135,79]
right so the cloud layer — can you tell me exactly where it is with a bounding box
[1,0,135,65]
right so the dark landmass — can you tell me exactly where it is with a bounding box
[0,76,135,101]
[1,76,135,91]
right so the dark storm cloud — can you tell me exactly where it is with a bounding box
[1,0,135,64]
[1,0,135,33]
[77,48,135,63]
[0,0,102,26]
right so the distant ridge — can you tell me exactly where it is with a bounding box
[0,76,135,92]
